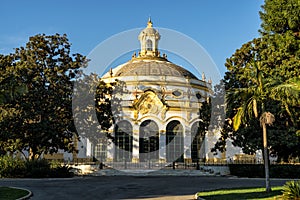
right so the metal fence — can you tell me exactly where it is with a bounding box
[101,161,208,170]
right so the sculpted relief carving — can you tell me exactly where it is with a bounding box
[132,91,168,121]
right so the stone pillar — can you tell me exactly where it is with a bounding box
[159,130,166,163]
[132,124,139,163]
[184,127,192,163]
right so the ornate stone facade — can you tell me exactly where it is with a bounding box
[96,19,212,164]
[56,20,258,165]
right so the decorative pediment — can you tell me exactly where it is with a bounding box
[132,90,168,120]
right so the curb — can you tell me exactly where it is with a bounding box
[10,187,33,200]
[194,193,206,200]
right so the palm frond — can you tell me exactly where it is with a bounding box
[246,96,260,119]
[233,107,244,131]
[271,78,300,106]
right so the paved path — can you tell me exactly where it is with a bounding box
[0,176,290,200]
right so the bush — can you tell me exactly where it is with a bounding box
[50,165,74,178]
[271,164,300,178]
[228,164,300,178]
[0,156,74,178]
[228,164,264,178]
[0,155,26,178]
[282,180,300,199]
[25,159,51,178]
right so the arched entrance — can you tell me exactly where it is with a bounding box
[166,120,184,162]
[139,120,159,162]
[114,121,133,162]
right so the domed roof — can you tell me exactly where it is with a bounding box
[139,27,159,35]
[102,19,200,81]
[114,58,198,79]
[138,18,160,40]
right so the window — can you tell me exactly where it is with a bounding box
[191,122,204,162]
[172,90,182,97]
[139,120,159,162]
[166,120,184,162]
[146,39,153,51]
[114,121,133,162]
[94,138,107,162]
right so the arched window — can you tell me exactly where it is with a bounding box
[139,120,159,162]
[94,138,107,162]
[191,122,201,162]
[146,39,153,51]
[114,121,133,162]
[166,120,184,162]
[191,122,206,162]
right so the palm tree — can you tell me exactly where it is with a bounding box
[229,60,300,192]
[260,112,275,192]
[228,61,274,192]
[270,77,300,125]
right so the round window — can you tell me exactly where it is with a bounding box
[172,90,182,97]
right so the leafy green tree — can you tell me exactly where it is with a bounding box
[73,73,125,146]
[0,34,87,160]
[260,0,300,35]
[213,0,300,162]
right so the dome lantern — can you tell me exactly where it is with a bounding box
[138,18,161,58]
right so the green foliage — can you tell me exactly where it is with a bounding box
[25,159,74,178]
[73,73,126,146]
[25,159,51,178]
[213,0,300,161]
[282,180,300,199]
[198,97,212,134]
[0,156,73,178]
[260,0,300,34]
[210,80,226,130]
[0,155,26,178]
[0,34,88,160]
[50,165,74,178]
[228,164,300,178]
[228,164,265,178]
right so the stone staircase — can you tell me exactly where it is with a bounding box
[71,163,230,176]
[89,168,227,176]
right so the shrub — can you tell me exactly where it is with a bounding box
[228,164,264,178]
[271,164,300,178]
[0,155,26,178]
[0,156,74,178]
[228,164,300,178]
[282,180,300,199]
[50,165,74,178]
[25,159,51,178]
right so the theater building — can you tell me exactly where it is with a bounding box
[68,19,248,166]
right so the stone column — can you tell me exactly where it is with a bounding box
[132,124,140,163]
[184,127,192,163]
[159,130,166,163]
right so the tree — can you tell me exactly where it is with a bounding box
[212,0,300,192]
[260,111,275,192]
[225,58,275,192]
[270,78,300,124]
[260,0,300,35]
[72,73,125,152]
[0,34,87,160]
[213,0,300,162]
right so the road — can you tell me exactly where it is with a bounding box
[0,176,290,200]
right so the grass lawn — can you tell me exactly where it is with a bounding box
[0,186,30,200]
[196,186,283,200]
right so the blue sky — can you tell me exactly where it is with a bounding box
[0,0,264,79]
